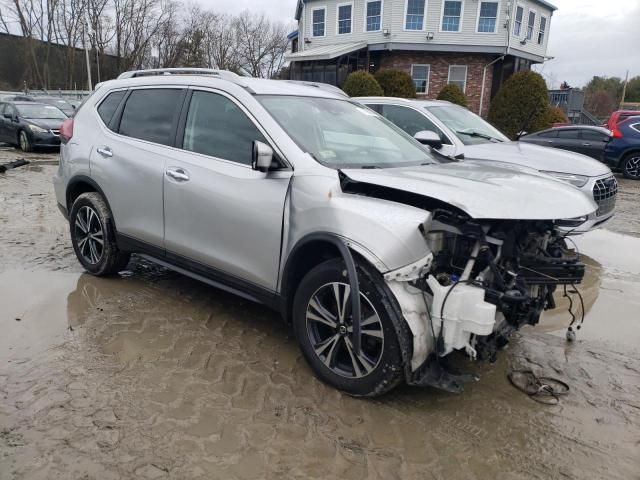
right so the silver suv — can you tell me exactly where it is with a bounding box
[54,69,596,396]
[357,97,618,234]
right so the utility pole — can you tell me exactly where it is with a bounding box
[83,22,93,90]
[620,70,629,109]
[85,12,100,83]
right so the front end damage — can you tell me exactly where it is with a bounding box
[384,211,585,393]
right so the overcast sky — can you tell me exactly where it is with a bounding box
[200,0,639,88]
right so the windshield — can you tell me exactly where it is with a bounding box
[16,104,67,120]
[257,95,437,168]
[426,105,509,145]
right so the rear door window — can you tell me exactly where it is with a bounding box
[97,90,126,127]
[580,130,608,142]
[181,90,267,165]
[118,89,184,146]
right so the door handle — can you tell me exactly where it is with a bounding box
[582,143,591,146]
[165,168,190,182]
[96,146,112,157]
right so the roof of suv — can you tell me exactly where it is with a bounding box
[98,71,349,100]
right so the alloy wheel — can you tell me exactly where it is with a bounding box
[305,282,384,378]
[625,156,640,178]
[74,206,105,264]
[19,132,28,150]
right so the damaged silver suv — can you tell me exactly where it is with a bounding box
[54,68,596,396]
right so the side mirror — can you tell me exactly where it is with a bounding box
[414,130,443,149]
[252,140,274,172]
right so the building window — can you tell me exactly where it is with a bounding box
[477,1,498,33]
[312,8,326,37]
[366,0,382,32]
[448,65,467,93]
[405,0,426,30]
[337,3,353,34]
[513,5,523,36]
[411,64,430,94]
[526,10,536,40]
[441,1,462,32]
[538,15,547,44]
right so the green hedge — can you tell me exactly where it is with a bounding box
[341,70,384,97]
[436,84,468,107]
[488,71,550,139]
[374,69,417,98]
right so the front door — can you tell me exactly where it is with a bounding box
[163,89,291,291]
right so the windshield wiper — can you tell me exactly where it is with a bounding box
[359,165,381,169]
[456,129,503,142]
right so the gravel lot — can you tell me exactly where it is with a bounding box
[1,147,639,480]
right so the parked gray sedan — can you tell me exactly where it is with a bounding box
[519,125,612,160]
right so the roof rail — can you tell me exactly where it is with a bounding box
[117,68,251,89]
[283,80,348,98]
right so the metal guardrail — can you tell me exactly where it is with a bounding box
[0,89,90,100]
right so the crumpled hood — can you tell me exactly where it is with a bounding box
[23,118,65,130]
[342,161,597,220]
[464,141,611,177]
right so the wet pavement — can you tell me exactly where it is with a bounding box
[1,148,639,479]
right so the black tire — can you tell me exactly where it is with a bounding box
[18,130,32,152]
[292,258,408,397]
[69,192,130,276]
[621,152,640,180]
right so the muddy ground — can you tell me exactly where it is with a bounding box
[1,147,639,480]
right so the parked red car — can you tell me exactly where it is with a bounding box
[606,110,640,130]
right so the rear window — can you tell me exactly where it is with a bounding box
[118,89,184,146]
[97,90,126,126]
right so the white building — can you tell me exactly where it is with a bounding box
[286,0,556,113]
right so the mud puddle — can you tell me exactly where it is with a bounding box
[535,229,640,352]
[1,267,639,479]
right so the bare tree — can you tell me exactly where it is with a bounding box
[234,11,288,78]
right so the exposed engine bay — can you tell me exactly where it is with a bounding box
[420,210,583,356]
[384,209,585,392]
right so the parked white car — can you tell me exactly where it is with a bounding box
[356,97,618,234]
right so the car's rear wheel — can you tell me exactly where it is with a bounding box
[622,153,640,180]
[69,192,130,276]
[18,130,32,152]
[292,258,406,397]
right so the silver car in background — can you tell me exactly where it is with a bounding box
[357,97,618,233]
[54,69,597,396]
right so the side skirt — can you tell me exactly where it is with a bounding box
[116,233,285,315]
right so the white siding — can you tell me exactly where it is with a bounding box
[508,0,552,58]
[297,0,553,59]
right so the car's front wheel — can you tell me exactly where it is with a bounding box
[293,258,407,397]
[18,130,32,152]
[622,153,640,179]
[69,192,130,276]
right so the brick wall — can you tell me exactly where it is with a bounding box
[377,52,496,116]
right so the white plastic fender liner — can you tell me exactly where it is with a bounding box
[385,280,433,371]
[383,254,434,370]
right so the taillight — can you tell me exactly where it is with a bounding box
[611,125,623,138]
[60,118,74,143]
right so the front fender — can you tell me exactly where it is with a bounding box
[284,174,432,274]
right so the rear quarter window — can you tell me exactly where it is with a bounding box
[97,90,127,127]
